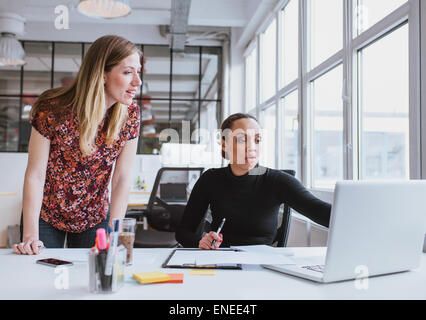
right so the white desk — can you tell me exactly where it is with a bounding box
[128,191,150,208]
[127,192,150,230]
[1,247,425,300]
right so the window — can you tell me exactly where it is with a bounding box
[201,47,220,101]
[0,97,20,151]
[260,19,277,103]
[0,42,222,154]
[245,46,257,112]
[309,0,343,69]
[260,105,277,168]
[242,0,416,190]
[355,0,408,36]
[23,42,52,95]
[358,24,409,180]
[280,0,299,87]
[53,43,82,89]
[0,66,20,96]
[311,65,343,189]
[281,90,299,173]
[172,48,199,101]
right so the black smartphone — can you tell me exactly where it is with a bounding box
[36,258,73,267]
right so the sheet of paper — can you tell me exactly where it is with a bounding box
[230,245,294,256]
[167,249,295,266]
[194,251,295,266]
[167,250,196,266]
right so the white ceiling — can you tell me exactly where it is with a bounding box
[0,0,280,50]
[0,0,258,28]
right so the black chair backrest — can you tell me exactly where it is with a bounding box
[273,169,296,247]
[160,183,188,202]
[146,167,204,231]
[146,167,204,211]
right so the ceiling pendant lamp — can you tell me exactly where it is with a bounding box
[77,0,132,19]
[0,13,26,67]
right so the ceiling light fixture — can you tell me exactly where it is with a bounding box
[0,13,25,67]
[77,0,131,19]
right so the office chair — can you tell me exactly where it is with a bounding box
[126,167,204,248]
[272,169,296,247]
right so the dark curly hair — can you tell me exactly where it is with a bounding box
[220,113,259,159]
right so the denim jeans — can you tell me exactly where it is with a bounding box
[19,210,110,248]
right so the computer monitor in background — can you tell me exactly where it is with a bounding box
[160,183,188,202]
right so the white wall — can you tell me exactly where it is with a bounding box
[130,155,162,192]
[0,153,28,247]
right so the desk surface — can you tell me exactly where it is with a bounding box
[128,193,149,207]
[1,247,425,300]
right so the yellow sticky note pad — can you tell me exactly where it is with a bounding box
[189,269,216,275]
[133,271,171,284]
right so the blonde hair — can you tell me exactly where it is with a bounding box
[31,35,142,156]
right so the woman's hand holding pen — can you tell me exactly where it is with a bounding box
[199,232,223,250]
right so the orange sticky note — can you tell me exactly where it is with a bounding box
[161,273,184,283]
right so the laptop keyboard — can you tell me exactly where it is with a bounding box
[302,264,325,273]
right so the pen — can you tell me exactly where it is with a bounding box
[211,218,226,247]
[105,219,120,276]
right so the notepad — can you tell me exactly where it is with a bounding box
[133,271,170,284]
[133,271,184,284]
[189,269,216,275]
[164,273,184,283]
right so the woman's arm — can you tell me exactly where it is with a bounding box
[109,137,139,225]
[13,128,50,255]
[273,171,331,228]
[175,171,210,248]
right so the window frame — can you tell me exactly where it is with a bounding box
[243,0,420,196]
[0,41,223,154]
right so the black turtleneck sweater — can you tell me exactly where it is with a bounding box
[175,165,331,248]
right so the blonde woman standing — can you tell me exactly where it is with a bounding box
[13,35,142,255]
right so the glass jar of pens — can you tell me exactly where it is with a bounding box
[88,219,127,293]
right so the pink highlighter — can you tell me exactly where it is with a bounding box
[96,228,108,252]
[96,228,111,290]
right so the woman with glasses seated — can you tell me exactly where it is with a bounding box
[176,113,332,249]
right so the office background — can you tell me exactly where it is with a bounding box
[0,0,425,248]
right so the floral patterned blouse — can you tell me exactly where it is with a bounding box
[30,100,140,233]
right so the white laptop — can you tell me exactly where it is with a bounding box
[264,180,426,283]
